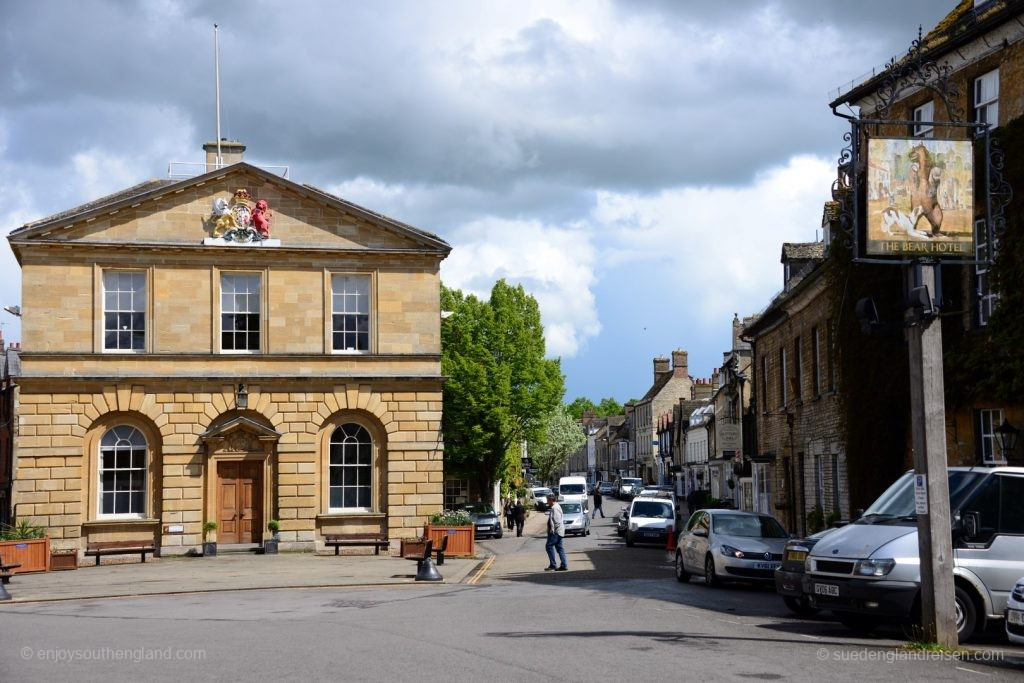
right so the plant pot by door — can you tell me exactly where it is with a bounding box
[263,539,278,555]
[50,550,78,571]
[203,542,217,557]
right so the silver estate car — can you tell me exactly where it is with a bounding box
[676,509,789,586]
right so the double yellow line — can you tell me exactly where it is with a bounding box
[467,555,495,584]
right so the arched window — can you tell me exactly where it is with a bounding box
[329,423,372,511]
[99,426,147,517]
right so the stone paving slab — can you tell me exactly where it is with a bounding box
[0,552,481,603]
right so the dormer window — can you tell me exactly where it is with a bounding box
[912,101,934,138]
[974,69,999,128]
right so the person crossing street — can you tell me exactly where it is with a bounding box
[544,493,568,571]
[592,484,605,518]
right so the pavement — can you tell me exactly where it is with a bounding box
[0,508,552,604]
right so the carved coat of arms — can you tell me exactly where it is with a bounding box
[208,189,272,242]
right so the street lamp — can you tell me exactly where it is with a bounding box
[995,419,1019,462]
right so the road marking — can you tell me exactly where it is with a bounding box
[798,634,822,641]
[468,556,495,585]
[955,667,990,677]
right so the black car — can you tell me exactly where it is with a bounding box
[464,502,503,539]
[774,529,831,615]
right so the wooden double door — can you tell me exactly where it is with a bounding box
[218,461,261,544]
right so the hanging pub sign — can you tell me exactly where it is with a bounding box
[865,137,974,257]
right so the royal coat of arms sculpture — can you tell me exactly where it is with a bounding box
[208,189,272,242]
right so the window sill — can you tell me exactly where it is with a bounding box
[83,518,160,527]
[316,512,385,521]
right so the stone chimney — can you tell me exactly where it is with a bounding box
[692,379,713,400]
[653,356,670,382]
[672,349,688,378]
[203,140,246,171]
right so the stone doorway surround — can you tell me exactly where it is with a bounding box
[199,416,281,547]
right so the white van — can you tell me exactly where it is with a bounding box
[804,466,1024,642]
[558,476,589,511]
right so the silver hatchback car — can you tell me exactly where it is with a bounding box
[676,509,788,586]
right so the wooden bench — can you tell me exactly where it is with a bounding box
[0,556,21,584]
[430,534,448,566]
[84,541,157,566]
[323,533,390,556]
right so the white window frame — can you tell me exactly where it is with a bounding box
[979,408,1005,465]
[220,272,262,353]
[328,423,374,512]
[974,219,999,327]
[913,101,934,138]
[331,273,372,354]
[102,270,147,352]
[974,69,999,128]
[98,425,147,519]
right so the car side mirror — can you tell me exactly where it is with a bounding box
[852,508,864,522]
[693,528,707,538]
[963,511,980,539]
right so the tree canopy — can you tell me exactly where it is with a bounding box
[529,404,586,482]
[566,396,623,420]
[441,280,565,495]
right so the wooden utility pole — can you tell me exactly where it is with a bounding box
[905,262,957,648]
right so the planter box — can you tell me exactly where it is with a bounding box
[424,525,475,557]
[0,537,51,573]
[50,551,78,571]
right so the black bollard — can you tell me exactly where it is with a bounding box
[0,580,11,601]
[415,557,443,582]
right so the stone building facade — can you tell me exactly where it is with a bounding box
[632,351,693,484]
[744,243,847,536]
[831,0,1024,469]
[5,150,450,558]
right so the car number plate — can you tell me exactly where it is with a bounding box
[1009,609,1024,626]
[754,562,781,570]
[786,550,807,562]
[814,583,840,597]
[478,525,491,531]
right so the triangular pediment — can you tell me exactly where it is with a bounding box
[9,163,450,255]
[200,416,282,445]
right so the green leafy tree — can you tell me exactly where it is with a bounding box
[530,405,587,482]
[566,396,624,419]
[441,280,565,495]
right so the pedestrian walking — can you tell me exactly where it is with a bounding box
[544,493,568,571]
[504,498,515,531]
[513,498,526,537]
[592,484,604,518]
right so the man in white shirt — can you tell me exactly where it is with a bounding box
[544,493,568,571]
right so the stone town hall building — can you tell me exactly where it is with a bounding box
[4,143,450,557]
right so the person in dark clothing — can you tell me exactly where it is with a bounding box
[513,498,526,537]
[592,485,604,518]
[504,498,515,531]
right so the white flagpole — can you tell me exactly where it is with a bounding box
[215,24,222,167]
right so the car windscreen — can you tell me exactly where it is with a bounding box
[560,484,585,495]
[859,471,987,522]
[713,514,788,538]
[464,503,495,515]
[534,489,552,497]
[631,501,673,518]
[561,503,582,513]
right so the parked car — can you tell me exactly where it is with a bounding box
[1007,575,1024,645]
[775,529,832,616]
[675,509,788,586]
[597,481,615,496]
[531,487,553,511]
[561,501,591,537]
[558,476,588,511]
[626,497,675,547]
[615,506,630,537]
[636,487,680,524]
[804,466,1024,642]
[617,478,643,500]
[464,502,503,539]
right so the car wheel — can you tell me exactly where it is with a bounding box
[954,585,978,642]
[625,532,635,547]
[496,528,503,539]
[703,554,719,587]
[837,613,879,634]
[783,595,819,617]
[675,551,690,583]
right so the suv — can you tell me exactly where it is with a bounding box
[625,497,675,547]
[616,478,643,500]
[804,466,1024,642]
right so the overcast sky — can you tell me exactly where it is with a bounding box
[0,0,955,402]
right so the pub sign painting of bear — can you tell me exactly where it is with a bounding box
[865,137,974,257]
